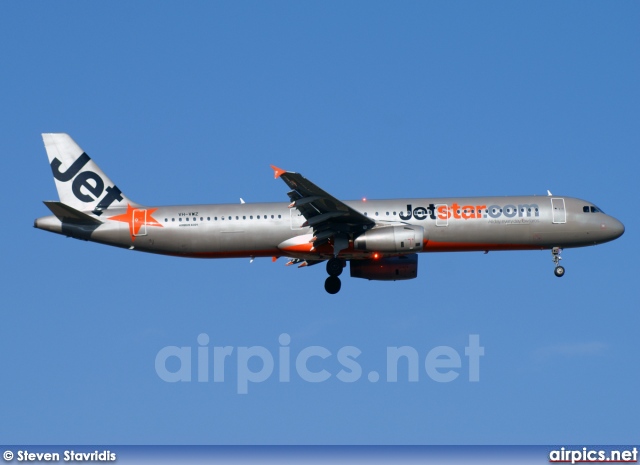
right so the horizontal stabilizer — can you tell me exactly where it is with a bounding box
[43,201,103,225]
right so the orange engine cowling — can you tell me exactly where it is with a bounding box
[350,254,418,281]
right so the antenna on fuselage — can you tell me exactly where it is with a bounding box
[547,190,553,196]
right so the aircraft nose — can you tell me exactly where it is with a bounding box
[610,217,625,239]
[605,216,625,241]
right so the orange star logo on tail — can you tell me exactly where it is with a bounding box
[109,204,163,241]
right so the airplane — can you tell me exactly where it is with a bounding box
[34,133,625,294]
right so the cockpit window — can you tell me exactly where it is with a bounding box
[584,205,605,213]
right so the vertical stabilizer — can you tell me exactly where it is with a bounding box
[42,133,136,216]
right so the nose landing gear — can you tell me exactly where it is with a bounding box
[324,257,344,294]
[552,247,565,277]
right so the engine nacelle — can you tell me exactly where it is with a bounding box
[350,254,419,281]
[353,225,424,253]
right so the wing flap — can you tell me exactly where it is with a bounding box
[275,169,374,227]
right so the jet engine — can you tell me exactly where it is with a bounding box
[350,254,419,281]
[353,225,424,253]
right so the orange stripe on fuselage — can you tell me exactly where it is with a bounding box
[279,243,335,254]
[424,239,543,252]
[161,249,283,259]
[147,241,544,260]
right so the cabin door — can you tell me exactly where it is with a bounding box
[551,198,566,224]
[133,209,148,236]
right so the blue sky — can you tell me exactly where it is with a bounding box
[1,1,638,445]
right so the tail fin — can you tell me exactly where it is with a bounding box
[42,133,136,216]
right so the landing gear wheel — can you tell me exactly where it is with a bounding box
[551,247,564,278]
[324,276,341,294]
[326,258,344,277]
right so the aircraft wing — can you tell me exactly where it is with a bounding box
[271,166,375,248]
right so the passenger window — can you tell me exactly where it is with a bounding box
[172,218,175,222]
[179,218,183,222]
[278,215,281,219]
[207,217,210,221]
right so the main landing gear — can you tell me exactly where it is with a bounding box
[552,247,565,277]
[324,258,344,294]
